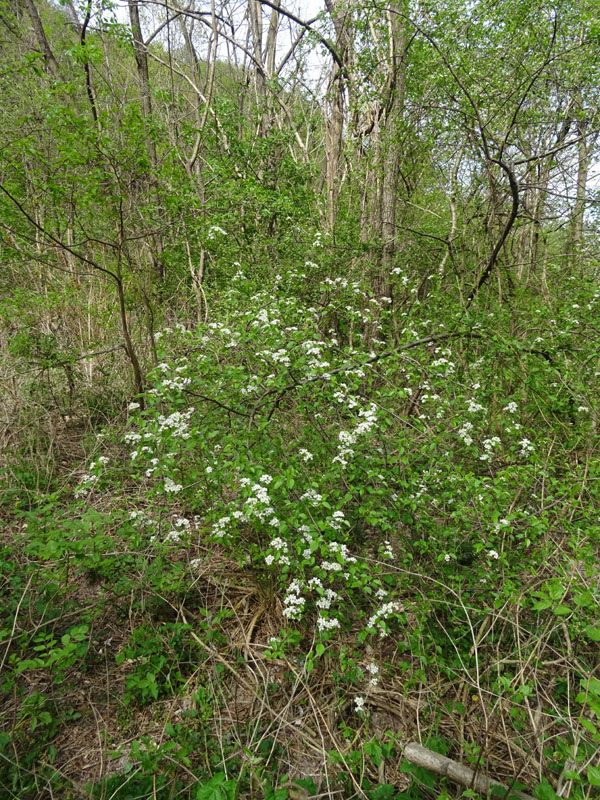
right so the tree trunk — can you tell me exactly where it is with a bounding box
[128,0,157,170]
[324,0,350,237]
[22,0,59,78]
[568,122,588,273]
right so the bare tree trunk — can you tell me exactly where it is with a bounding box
[264,0,280,79]
[324,0,350,237]
[22,0,59,78]
[378,4,406,279]
[369,1,406,319]
[128,0,157,170]
[66,0,100,127]
[128,0,165,282]
[568,122,589,274]
[248,0,267,132]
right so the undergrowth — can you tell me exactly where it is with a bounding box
[1,258,599,799]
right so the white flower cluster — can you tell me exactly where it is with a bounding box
[212,515,233,538]
[382,540,394,559]
[467,399,486,413]
[431,348,456,375]
[164,477,183,493]
[144,457,159,478]
[333,384,360,410]
[367,600,402,638]
[480,436,501,462]
[519,438,534,456]
[316,588,338,610]
[74,472,98,498]
[328,510,346,531]
[365,662,379,687]
[283,579,305,618]
[354,696,366,713]
[298,448,313,462]
[160,374,192,391]
[333,403,378,467]
[300,488,322,507]
[317,616,340,632]
[503,401,518,414]
[329,540,356,563]
[244,480,276,522]
[265,537,289,566]
[260,348,291,366]
[207,225,227,239]
[157,408,194,439]
[301,339,323,357]
[241,374,260,395]
[252,308,281,329]
[456,421,474,446]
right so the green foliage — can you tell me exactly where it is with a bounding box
[0,0,599,797]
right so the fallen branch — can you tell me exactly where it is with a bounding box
[403,742,535,800]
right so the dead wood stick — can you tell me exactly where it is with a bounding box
[403,742,535,800]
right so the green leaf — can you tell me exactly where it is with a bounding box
[552,604,572,616]
[315,643,325,657]
[369,783,396,799]
[580,676,600,696]
[587,766,600,787]
[573,591,594,608]
[583,626,600,642]
[534,781,558,800]
[293,778,317,794]
[195,773,236,800]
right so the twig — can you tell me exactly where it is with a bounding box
[403,742,535,800]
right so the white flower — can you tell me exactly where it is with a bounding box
[206,466,213,474]
[487,549,499,559]
[367,601,402,637]
[354,696,366,713]
[480,436,501,461]
[321,560,343,572]
[444,553,451,562]
[467,399,486,413]
[366,663,379,676]
[316,615,340,631]
[207,225,227,239]
[578,406,589,413]
[519,438,534,456]
[503,401,518,413]
[300,489,322,506]
[283,580,305,619]
[164,477,183,493]
[298,448,314,462]
[128,402,140,411]
[260,474,273,485]
[316,589,337,610]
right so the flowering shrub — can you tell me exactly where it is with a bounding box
[62,256,600,799]
[96,261,599,666]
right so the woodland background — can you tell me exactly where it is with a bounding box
[0,1,599,799]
